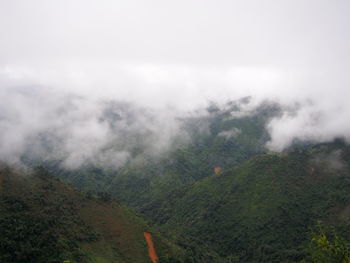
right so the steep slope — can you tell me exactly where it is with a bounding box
[141,143,350,262]
[0,166,186,263]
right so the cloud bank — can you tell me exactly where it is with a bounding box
[0,86,188,169]
[0,0,350,165]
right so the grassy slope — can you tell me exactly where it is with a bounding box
[0,167,186,263]
[142,143,350,262]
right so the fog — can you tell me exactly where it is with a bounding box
[0,0,350,167]
[0,86,189,169]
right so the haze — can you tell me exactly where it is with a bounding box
[0,0,350,165]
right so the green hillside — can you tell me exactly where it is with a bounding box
[0,166,186,263]
[30,102,350,262]
[141,143,350,262]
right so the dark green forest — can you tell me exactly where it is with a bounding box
[37,103,350,262]
[2,102,350,262]
[0,167,186,263]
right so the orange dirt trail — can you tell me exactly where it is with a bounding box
[144,232,159,263]
[0,172,4,193]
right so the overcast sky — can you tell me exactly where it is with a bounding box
[0,0,350,160]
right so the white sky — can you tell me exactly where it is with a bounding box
[1,0,349,107]
[0,0,350,154]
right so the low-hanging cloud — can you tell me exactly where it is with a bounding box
[266,90,350,151]
[0,86,189,169]
[1,0,350,162]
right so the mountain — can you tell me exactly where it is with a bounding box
[0,166,186,263]
[47,101,280,211]
[26,101,350,262]
[141,142,350,262]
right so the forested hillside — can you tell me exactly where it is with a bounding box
[0,166,186,263]
[40,102,350,262]
[142,142,350,262]
[2,1,350,262]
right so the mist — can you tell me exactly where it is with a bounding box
[1,0,350,167]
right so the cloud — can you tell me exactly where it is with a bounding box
[266,90,350,151]
[0,86,189,169]
[218,128,241,139]
[0,0,350,161]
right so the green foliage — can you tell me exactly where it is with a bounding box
[97,191,111,202]
[307,223,350,263]
[141,144,350,262]
[25,104,350,262]
[0,167,188,263]
[0,179,94,263]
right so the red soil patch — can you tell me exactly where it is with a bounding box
[144,232,159,263]
[214,167,222,175]
[0,172,4,193]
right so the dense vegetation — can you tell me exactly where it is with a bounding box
[142,143,350,262]
[0,166,187,263]
[15,102,350,262]
[307,223,350,263]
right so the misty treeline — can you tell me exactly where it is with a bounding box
[1,84,350,174]
[0,87,251,169]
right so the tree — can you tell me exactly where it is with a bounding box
[308,223,350,263]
